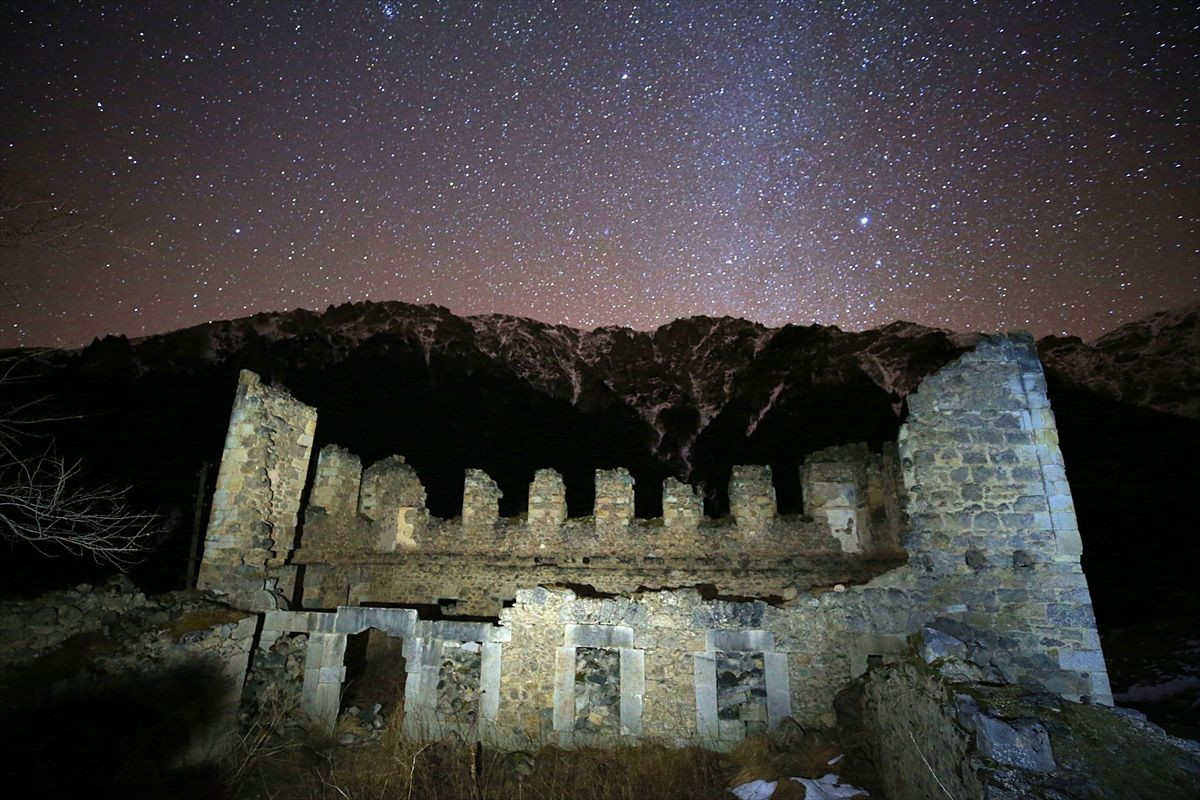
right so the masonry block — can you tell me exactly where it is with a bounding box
[729,465,775,533]
[897,334,1112,705]
[662,477,702,531]
[594,468,635,531]
[529,469,567,532]
[308,445,362,516]
[463,468,502,530]
[198,370,317,609]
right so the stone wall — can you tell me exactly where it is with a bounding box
[297,458,881,563]
[896,334,1112,703]
[198,370,317,610]
[494,586,855,748]
[299,547,896,619]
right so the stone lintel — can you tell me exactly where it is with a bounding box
[566,623,635,648]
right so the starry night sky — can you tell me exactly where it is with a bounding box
[1,0,1196,348]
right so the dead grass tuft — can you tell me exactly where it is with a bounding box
[165,606,250,641]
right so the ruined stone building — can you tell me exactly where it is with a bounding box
[198,334,1112,749]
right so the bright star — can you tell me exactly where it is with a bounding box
[859,216,870,227]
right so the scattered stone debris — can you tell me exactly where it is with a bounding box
[0,577,257,792]
[851,626,1200,800]
[337,703,387,746]
[574,646,620,732]
[438,641,482,724]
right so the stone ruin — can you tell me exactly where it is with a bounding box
[197,335,1113,750]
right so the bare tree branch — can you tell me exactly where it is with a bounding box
[0,171,147,255]
[0,363,162,567]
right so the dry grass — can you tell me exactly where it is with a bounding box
[228,712,863,800]
[165,606,252,640]
[227,661,855,800]
[727,734,843,788]
[231,722,735,800]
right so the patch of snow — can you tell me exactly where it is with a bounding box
[729,773,868,800]
[746,383,785,436]
[790,774,869,799]
[1113,676,1200,703]
[729,779,777,800]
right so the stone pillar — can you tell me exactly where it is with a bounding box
[359,455,427,552]
[302,445,365,553]
[662,477,702,532]
[528,468,567,534]
[729,465,776,533]
[594,468,635,533]
[302,631,348,732]
[198,370,317,611]
[801,445,870,553]
[463,468,502,531]
[898,334,1112,705]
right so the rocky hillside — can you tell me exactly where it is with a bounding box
[1039,304,1200,419]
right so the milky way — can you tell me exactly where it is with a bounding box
[1,0,1195,348]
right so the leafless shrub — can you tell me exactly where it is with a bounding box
[0,361,160,567]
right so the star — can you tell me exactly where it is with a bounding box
[0,1,1193,347]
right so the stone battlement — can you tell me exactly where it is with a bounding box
[293,446,903,564]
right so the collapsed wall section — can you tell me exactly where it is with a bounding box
[198,370,317,611]
[896,334,1111,703]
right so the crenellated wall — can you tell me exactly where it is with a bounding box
[297,457,884,562]
[203,333,1112,750]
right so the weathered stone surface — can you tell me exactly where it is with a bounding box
[729,465,775,533]
[462,468,502,530]
[975,714,1056,772]
[198,370,317,609]
[437,642,482,723]
[920,626,968,664]
[528,468,567,532]
[574,647,620,733]
[854,646,1200,800]
[662,477,702,532]
[594,468,635,532]
[898,335,1112,705]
